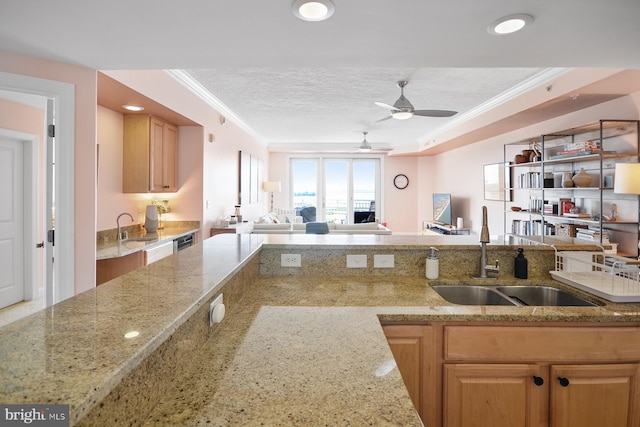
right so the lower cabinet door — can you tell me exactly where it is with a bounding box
[443,363,547,427]
[383,325,434,426]
[550,363,640,427]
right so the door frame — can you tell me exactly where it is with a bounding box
[0,72,75,304]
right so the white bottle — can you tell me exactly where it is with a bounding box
[426,247,439,280]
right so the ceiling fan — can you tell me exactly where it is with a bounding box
[375,80,458,121]
[356,131,393,153]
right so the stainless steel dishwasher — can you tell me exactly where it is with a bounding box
[173,233,194,253]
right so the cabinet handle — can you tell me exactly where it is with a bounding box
[557,377,570,387]
[533,376,544,386]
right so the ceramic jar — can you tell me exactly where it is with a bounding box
[572,168,592,187]
[561,172,574,188]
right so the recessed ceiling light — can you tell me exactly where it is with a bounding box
[488,14,533,35]
[292,0,335,22]
[124,331,140,339]
[123,104,144,112]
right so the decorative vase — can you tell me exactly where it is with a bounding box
[561,172,574,188]
[145,205,158,233]
[572,168,592,187]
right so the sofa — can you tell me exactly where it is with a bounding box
[249,222,391,235]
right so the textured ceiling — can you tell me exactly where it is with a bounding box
[184,67,543,150]
[2,0,639,153]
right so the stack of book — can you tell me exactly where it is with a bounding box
[576,228,609,243]
[548,140,615,160]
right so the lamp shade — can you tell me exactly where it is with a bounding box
[614,163,640,194]
[263,181,281,192]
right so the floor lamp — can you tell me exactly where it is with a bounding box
[263,181,281,212]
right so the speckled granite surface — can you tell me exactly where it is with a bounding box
[96,226,201,260]
[2,233,639,426]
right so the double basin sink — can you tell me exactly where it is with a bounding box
[432,284,598,307]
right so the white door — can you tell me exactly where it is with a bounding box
[0,137,25,309]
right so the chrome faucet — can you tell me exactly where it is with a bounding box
[117,212,135,241]
[479,206,499,278]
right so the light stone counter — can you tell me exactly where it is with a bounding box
[2,233,638,426]
[96,226,200,260]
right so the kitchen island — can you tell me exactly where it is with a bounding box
[1,234,639,426]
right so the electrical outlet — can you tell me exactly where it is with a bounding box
[374,254,394,268]
[209,294,224,326]
[281,254,301,267]
[346,254,367,268]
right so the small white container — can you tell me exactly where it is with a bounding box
[426,247,439,279]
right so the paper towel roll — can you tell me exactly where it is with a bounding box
[456,217,463,229]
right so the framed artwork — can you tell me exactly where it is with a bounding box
[484,162,512,201]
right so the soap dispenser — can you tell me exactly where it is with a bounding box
[426,247,439,279]
[514,247,528,279]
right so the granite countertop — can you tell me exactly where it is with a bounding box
[96,226,200,260]
[141,273,640,425]
[2,234,640,426]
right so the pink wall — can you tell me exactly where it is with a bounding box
[96,107,207,232]
[0,50,97,294]
[419,91,640,237]
[100,70,269,237]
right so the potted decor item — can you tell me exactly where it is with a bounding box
[572,168,592,187]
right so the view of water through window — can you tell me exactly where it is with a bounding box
[291,159,378,224]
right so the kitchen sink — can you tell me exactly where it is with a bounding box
[432,284,599,306]
[496,286,597,307]
[431,285,517,306]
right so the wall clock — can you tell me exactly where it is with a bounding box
[393,174,409,189]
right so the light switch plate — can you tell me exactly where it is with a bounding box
[374,254,394,268]
[346,254,367,268]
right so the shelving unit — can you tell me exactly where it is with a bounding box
[503,120,640,257]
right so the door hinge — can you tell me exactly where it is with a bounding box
[48,124,55,138]
[47,229,55,246]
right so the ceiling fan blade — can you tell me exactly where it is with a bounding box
[413,109,458,117]
[375,115,393,123]
[374,101,399,111]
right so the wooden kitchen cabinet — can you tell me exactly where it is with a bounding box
[443,363,547,427]
[383,324,436,426]
[96,251,145,285]
[442,324,640,427]
[123,115,177,193]
[383,322,640,427]
[550,363,640,427]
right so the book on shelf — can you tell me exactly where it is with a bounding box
[576,228,609,242]
[549,149,615,160]
[562,212,592,218]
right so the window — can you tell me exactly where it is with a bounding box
[290,156,381,223]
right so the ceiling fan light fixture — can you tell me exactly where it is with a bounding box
[391,110,413,120]
[488,14,533,35]
[292,0,335,22]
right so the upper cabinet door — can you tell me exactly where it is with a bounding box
[123,115,178,193]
